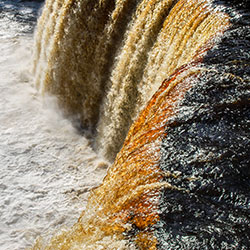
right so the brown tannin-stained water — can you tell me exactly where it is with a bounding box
[34,0,229,161]
[2,0,250,249]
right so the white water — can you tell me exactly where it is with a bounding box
[0,1,108,249]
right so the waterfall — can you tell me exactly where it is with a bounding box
[32,0,250,249]
[34,0,228,161]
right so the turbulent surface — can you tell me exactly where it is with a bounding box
[0,1,108,249]
[4,0,248,249]
[32,0,250,249]
[34,0,229,161]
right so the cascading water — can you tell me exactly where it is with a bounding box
[31,0,250,249]
[34,0,229,161]
[1,0,249,249]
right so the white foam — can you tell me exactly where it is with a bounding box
[0,22,108,250]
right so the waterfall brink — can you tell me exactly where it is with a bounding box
[34,0,228,161]
[32,0,250,249]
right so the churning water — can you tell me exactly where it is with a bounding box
[0,1,109,249]
[2,0,249,249]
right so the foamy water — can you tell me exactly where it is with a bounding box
[0,1,109,249]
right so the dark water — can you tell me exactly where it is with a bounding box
[0,0,43,38]
[157,3,250,249]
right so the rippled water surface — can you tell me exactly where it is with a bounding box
[0,1,108,249]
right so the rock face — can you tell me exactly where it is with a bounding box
[32,0,249,249]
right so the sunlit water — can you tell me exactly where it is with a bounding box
[0,1,109,249]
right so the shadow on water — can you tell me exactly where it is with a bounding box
[0,0,44,35]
